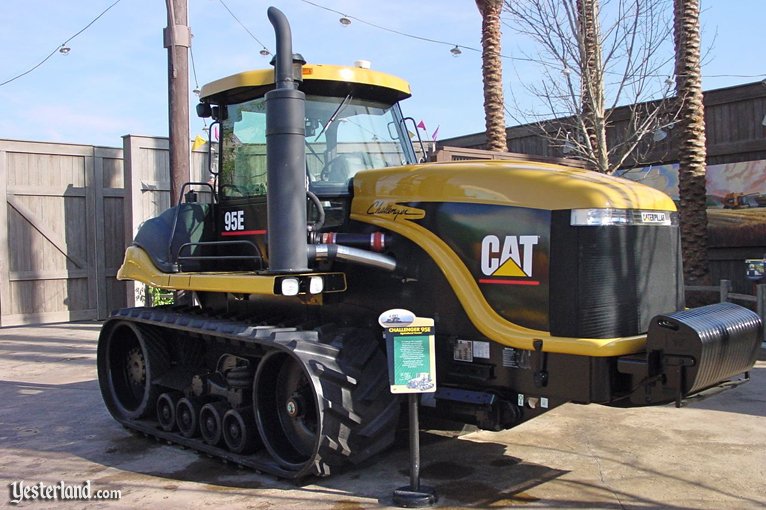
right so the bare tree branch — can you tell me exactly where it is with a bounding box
[503,0,676,173]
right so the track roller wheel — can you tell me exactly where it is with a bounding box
[176,397,202,438]
[156,392,181,432]
[223,407,260,454]
[200,401,229,445]
[97,321,168,420]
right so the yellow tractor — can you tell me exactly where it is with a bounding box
[97,7,762,479]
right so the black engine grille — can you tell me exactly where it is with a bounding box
[549,210,685,338]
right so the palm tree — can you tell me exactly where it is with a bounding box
[476,0,508,152]
[576,0,608,173]
[673,0,709,284]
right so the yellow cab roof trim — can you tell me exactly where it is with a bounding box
[200,63,412,100]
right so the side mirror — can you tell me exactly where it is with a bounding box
[196,102,212,118]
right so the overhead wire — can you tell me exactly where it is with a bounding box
[189,42,207,129]
[0,0,124,88]
[297,0,533,61]
[299,0,478,52]
[217,0,271,54]
[0,0,759,93]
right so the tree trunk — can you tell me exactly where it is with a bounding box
[576,0,608,172]
[476,0,508,152]
[673,0,709,284]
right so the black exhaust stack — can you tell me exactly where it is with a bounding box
[265,7,308,273]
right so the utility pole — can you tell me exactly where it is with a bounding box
[164,0,190,206]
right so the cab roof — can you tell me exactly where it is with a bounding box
[200,63,412,105]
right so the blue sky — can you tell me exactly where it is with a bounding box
[0,0,763,148]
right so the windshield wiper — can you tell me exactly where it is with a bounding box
[314,94,352,141]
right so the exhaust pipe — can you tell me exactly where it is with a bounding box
[309,244,397,272]
[265,7,308,273]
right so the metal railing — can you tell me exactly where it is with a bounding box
[686,279,766,345]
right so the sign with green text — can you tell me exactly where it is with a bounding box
[383,316,436,394]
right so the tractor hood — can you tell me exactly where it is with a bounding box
[352,159,677,212]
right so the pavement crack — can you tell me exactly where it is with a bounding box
[583,431,625,510]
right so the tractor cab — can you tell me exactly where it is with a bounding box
[192,63,418,263]
[128,64,417,277]
[199,63,417,196]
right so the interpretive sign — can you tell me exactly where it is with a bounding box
[379,310,438,506]
[745,259,765,281]
[381,313,436,394]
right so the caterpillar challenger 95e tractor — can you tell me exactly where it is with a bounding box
[97,7,762,479]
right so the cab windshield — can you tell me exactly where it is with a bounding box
[219,94,415,199]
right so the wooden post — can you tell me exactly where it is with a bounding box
[757,284,765,343]
[719,279,731,303]
[165,0,190,206]
[0,147,7,326]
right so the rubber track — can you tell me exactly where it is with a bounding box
[101,306,399,480]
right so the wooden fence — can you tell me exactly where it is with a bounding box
[0,137,209,326]
[440,81,766,167]
[0,140,125,326]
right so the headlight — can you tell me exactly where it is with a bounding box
[570,209,675,226]
[280,277,300,296]
[308,276,324,294]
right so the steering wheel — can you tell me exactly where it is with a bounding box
[320,155,350,182]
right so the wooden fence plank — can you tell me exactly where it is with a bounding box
[10,269,90,281]
[2,309,96,327]
[94,147,108,318]
[0,149,7,326]
[7,185,86,197]
[85,148,99,316]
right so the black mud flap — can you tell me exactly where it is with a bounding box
[617,302,762,406]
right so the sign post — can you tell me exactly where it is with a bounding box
[379,309,438,508]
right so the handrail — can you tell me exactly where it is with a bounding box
[176,240,264,271]
[167,181,217,268]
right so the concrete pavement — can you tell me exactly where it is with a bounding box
[0,322,764,509]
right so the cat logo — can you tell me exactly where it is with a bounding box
[480,235,540,286]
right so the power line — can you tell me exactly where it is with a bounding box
[298,0,534,61]
[299,0,478,53]
[189,44,201,93]
[189,43,207,129]
[0,0,124,88]
[218,0,270,54]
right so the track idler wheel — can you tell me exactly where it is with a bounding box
[255,329,401,476]
[97,321,168,421]
[156,392,181,432]
[200,401,229,446]
[254,352,320,470]
[222,407,260,454]
[176,397,202,438]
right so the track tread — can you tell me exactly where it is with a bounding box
[99,306,400,480]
